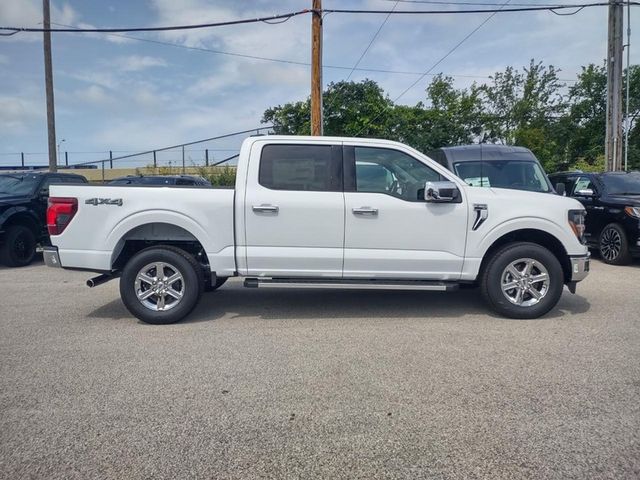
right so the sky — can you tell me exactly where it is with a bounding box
[0,0,638,168]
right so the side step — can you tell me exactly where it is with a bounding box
[244,278,458,291]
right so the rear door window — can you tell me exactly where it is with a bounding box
[259,144,342,192]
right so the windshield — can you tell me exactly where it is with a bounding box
[0,174,41,196]
[600,173,640,195]
[453,160,551,193]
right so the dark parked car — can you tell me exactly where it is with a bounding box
[548,171,640,265]
[428,144,553,193]
[0,172,87,267]
[107,175,211,186]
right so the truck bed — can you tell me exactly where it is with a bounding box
[49,184,236,274]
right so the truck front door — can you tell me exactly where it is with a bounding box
[342,144,468,280]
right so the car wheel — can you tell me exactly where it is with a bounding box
[204,275,228,292]
[119,246,203,324]
[480,242,564,319]
[599,223,632,265]
[0,225,36,267]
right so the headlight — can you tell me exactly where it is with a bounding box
[568,209,587,243]
[624,206,640,219]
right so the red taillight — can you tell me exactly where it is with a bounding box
[47,197,78,235]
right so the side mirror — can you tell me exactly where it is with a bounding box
[575,188,594,197]
[425,181,460,203]
[39,188,49,199]
[555,183,566,196]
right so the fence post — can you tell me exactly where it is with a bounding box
[182,145,185,174]
[205,149,209,167]
[65,151,68,166]
[21,152,24,167]
[102,161,105,183]
[153,150,157,168]
[109,150,113,169]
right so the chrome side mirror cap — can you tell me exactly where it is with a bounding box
[575,188,594,197]
[425,181,460,203]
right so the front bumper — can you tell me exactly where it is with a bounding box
[43,246,62,268]
[569,253,590,282]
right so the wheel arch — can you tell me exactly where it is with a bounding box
[478,228,572,283]
[0,208,41,237]
[110,221,210,272]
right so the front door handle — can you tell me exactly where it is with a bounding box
[352,207,378,216]
[252,204,279,213]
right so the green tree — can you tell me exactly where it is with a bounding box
[263,80,394,137]
[480,60,568,170]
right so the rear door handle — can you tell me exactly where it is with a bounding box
[252,204,279,213]
[352,207,378,216]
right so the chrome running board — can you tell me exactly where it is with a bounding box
[244,278,458,291]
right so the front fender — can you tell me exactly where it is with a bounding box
[472,216,584,258]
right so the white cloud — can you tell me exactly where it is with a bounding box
[0,0,78,41]
[0,95,43,133]
[75,22,132,44]
[75,85,110,104]
[113,55,168,72]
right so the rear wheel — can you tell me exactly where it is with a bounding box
[480,242,564,319]
[599,223,632,265]
[0,225,36,267]
[120,246,203,324]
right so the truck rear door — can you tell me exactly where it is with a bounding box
[242,142,344,277]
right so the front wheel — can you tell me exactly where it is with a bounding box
[119,246,203,324]
[480,242,564,319]
[599,223,632,265]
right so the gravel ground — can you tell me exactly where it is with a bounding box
[1,258,639,479]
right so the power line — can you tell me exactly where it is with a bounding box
[72,126,272,167]
[324,3,639,15]
[2,3,637,35]
[48,22,577,83]
[0,10,310,35]
[375,0,591,5]
[356,0,513,134]
[346,1,399,81]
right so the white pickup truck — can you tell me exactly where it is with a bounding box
[44,136,590,324]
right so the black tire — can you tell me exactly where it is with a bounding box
[480,242,564,319]
[0,225,36,267]
[599,223,632,265]
[204,275,228,292]
[119,246,203,324]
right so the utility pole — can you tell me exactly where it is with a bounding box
[43,0,58,172]
[623,0,631,172]
[311,0,323,136]
[605,0,624,171]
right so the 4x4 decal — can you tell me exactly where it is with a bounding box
[85,198,123,206]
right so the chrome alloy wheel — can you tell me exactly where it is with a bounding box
[500,258,550,307]
[135,262,185,312]
[600,227,622,262]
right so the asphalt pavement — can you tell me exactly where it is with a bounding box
[1,258,639,479]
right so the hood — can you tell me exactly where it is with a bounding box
[0,194,32,206]
[603,194,640,206]
[463,184,584,211]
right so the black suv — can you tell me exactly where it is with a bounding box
[0,172,87,267]
[107,175,211,186]
[548,171,640,265]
